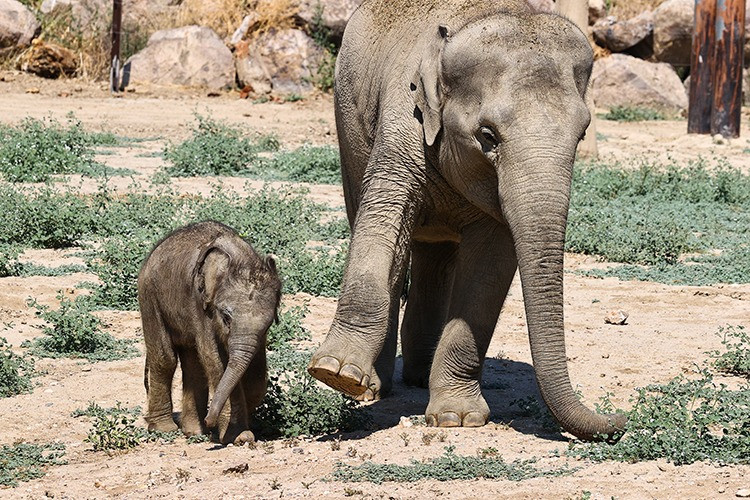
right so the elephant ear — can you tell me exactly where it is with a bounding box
[411,25,450,147]
[194,245,231,312]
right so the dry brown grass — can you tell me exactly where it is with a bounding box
[608,0,663,19]
[175,0,297,40]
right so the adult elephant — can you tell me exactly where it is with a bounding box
[308,0,626,441]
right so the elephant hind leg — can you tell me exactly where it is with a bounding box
[401,240,458,388]
[178,348,209,437]
[426,219,517,428]
[142,301,178,433]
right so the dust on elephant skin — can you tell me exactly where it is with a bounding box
[139,221,281,445]
[308,0,626,442]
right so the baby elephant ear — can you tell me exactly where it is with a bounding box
[411,24,450,147]
[194,246,230,312]
[264,253,278,274]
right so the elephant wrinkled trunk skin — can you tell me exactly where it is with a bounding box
[499,152,627,442]
[205,318,266,429]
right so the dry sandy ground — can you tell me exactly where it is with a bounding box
[0,71,749,499]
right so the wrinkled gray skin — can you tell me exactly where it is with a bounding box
[308,0,626,441]
[139,221,281,444]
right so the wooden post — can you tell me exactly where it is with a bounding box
[556,0,598,159]
[689,0,746,137]
[710,0,746,137]
[688,0,717,134]
[110,0,123,93]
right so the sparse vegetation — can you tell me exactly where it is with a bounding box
[570,326,750,465]
[0,116,128,183]
[84,404,179,452]
[331,445,576,483]
[253,145,341,184]
[568,159,750,285]
[0,442,66,487]
[709,325,750,377]
[0,337,35,398]
[602,106,666,122]
[72,401,141,419]
[267,303,311,351]
[24,294,139,362]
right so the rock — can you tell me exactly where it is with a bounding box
[399,416,413,427]
[124,26,234,90]
[588,0,607,25]
[40,0,108,30]
[713,134,727,145]
[736,489,750,498]
[652,0,693,66]
[527,0,555,13]
[592,54,688,113]
[295,0,362,41]
[604,310,629,325]
[592,11,653,58]
[0,0,40,49]
[235,28,324,95]
[19,39,77,78]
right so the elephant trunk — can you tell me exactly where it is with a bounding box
[204,319,263,429]
[498,150,626,442]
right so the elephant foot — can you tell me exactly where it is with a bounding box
[179,418,204,438]
[232,430,255,446]
[146,416,179,433]
[355,378,391,402]
[308,350,378,398]
[425,392,490,428]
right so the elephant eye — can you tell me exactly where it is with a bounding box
[220,309,232,327]
[477,126,500,152]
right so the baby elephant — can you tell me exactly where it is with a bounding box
[139,221,281,444]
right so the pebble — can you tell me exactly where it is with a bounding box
[604,310,629,325]
[399,416,413,427]
[736,489,750,498]
[713,134,727,145]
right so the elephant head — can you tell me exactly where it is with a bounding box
[412,14,626,441]
[195,239,281,430]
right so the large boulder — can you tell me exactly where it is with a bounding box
[527,0,555,13]
[0,0,40,49]
[652,0,693,66]
[593,11,653,57]
[19,39,77,78]
[295,0,362,41]
[125,26,235,89]
[592,54,688,112]
[235,28,324,94]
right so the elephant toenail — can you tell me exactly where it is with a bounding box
[425,415,437,427]
[340,363,364,383]
[308,355,340,375]
[437,412,462,427]
[357,388,375,401]
[462,412,488,427]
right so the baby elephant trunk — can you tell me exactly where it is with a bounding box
[204,324,263,429]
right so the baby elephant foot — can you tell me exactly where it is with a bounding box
[425,392,490,428]
[146,416,178,433]
[233,430,255,446]
[308,344,377,398]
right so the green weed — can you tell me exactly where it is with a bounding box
[0,337,35,398]
[568,159,750,284]
[331,445,575,483]
[253,145,341,184]
[307,3,337,92]
[602,106,666,122]
[267,303,311,351]
[24,294,138,362]
[0,116,123,182]
[0,442,66,487]
[254,347,367,438]
[0,244,23,277]
[86,411,178,452]
[709,325,750,377]
[163,114,279,176]
[72,401,141,419]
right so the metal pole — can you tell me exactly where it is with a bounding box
[110,0,123,93]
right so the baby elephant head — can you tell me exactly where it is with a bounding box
[194,236,281,429]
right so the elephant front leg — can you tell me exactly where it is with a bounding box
[178,348,209,437]
[426,219,517,427]
[401,240,458,388]
[309,160,422,398]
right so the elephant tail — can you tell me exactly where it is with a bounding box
[143,361,150,394]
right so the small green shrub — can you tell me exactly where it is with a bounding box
[80,402,178,452]
[163,115,279,177]
[24,294,138,362]
[0,442,66,487]
[331,445,575,483]
[255,347,367,438]
[709,325,750,377]
[267,303,311,351]
[0,116,119,182]
[307,3,337,92]
[0,244,23,277]
[0,337,35,398]
[602,106,666,122]
[72,401,141,419]
[255,145,341,184]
